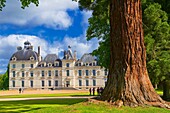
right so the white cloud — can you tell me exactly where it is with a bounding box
[0,0,78,29]
[0,34,98,74]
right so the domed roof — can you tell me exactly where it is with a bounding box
[80,53,95,63]
[10,49,38,61]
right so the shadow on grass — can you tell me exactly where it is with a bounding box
[0,98,87,113]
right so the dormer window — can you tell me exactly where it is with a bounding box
[41,64,44,67]
[93,62,96,66]
[12,57,17,61]
[79,63,81,66]
[30,56,34,61]
[48,63,52,67]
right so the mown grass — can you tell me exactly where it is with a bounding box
[0,99,169,113]
[0,92,89,98]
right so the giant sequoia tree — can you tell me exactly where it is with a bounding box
[78,0,170,107]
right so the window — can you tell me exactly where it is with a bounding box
[30,80,33,87]
[55,70,58,76]
[42,64,44,67]
[56,63,59,67]
[66,81,70,87]
[22,71,24,77]
[66,63,69,67]
[30,64,34,68]
[42,80,44,87]
[79,63,81,66]
[12,64,16,68]
[48,70,51,77]
[12,71,15,77]
[30,71,33,77]
[86,80,89,86]
[93,70,96,76]
[79,80,82,86]
[22,64,25,68]
[105,69,108,76]
[66,70,69,76]
[42,71,44,77]
[48,80,51,86]
[78,70,82,76]
[93,62,96,66]
[12,81,15,87]
[93,80,96,86]
[55,80,58,86]
[48,63,52,67]
[22,80,24,87]
[85,70,88,76]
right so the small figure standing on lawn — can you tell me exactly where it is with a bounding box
[92,87,95,96]
[100,87,104,95]
[89,88,92,95]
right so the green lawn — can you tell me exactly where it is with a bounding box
[0,99,169,113]
[0,92,89,98]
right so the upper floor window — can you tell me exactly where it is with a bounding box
[42,71,44,77]
[55,70,58,76]
[48,70,51,77]
[66,63,69,67]
[12,71,15,77]
[78,70,82,76]
[30,64,34,68]
[12,64,16,68]
[66,70,69,76]
[85,70,89,76]
[93,62,96,66]
[79,63,81,66]
[93,70,96,76]
[22,64,25,68]
[30,71,33,77]
[22,71,24,77]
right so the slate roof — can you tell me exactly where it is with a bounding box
[44,54,58,63]
[80,53,95,63]
[10,49,38,61]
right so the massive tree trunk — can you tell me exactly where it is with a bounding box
[100,0,169,107]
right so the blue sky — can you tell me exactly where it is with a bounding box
[0,0,99,74]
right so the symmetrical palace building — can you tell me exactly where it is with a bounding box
[9,41,107,90]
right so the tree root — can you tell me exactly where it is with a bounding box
[88,98,170,109]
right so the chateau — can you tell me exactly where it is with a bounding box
[9,41,107,90]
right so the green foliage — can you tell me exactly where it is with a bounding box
[143,2,170,85]
[0,0,39,11]
[0,65,9,90]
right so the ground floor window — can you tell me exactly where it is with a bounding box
[21,80,24,87]
[79,80,82,86]
[30,80,33,87]
[55,80,58,86]
[93,79,96,86]
[42,80,44,87]
[66,81,70,87]
[48,80,51,86]
[12,81,15,87]
[86,80,89,86]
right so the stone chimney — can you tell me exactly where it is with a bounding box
[74,50,77,60]
[38,46,41,61]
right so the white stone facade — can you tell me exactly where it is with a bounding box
[9,41,107,90]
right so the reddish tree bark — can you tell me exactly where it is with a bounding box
[101,0,170,108]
